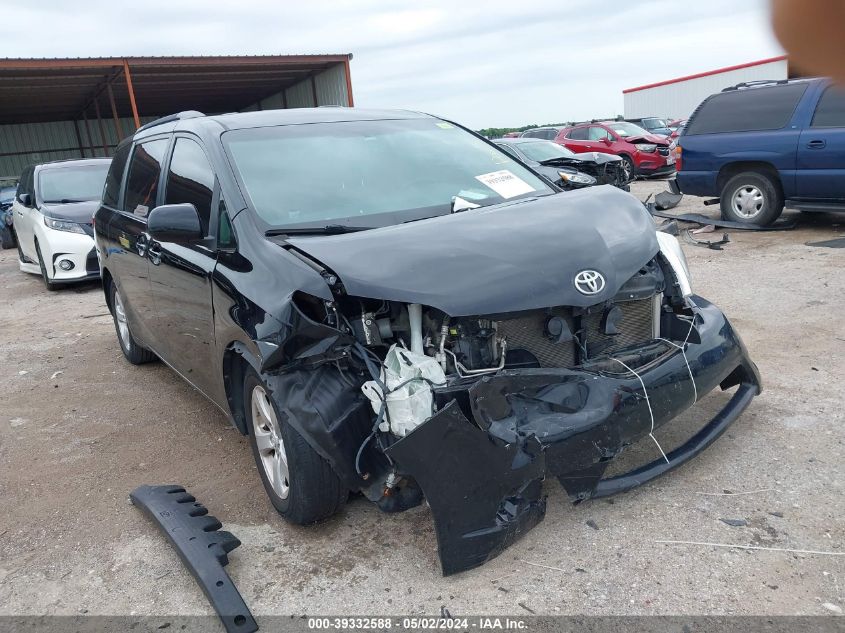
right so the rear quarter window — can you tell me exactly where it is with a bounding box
[811,85,845,127]
[685,83,808,135]
[102,143,131,207]
[567,127,589,140]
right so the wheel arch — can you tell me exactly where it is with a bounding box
[222,342,261,435]
[716,161,783,197]
[101,267,115,314]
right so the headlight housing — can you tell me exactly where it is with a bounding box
[656,231,692,296]
[558,171,596,186]
[44,217,86,234]
[634,143,657,153]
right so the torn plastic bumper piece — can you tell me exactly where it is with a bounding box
[129,485,258,633]
[385,296,761,576]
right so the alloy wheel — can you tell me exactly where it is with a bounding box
[251,385,290,499]
[113,290,132,350]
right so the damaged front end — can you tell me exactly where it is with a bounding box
[254,188,760,576]
[541,153,631,190]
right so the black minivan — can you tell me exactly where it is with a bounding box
[95,108,760,575]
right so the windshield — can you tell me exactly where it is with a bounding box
[39,164,110,203]
[0,186,15,204]
[640,118,668,129]
[514,140,575,162]
[608,122,650,137]
[223,118,552,229]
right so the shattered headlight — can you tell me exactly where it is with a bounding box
[558,171,596,185]
[635,143,657,153]
[656,231,692,296]
[44,217,86,234]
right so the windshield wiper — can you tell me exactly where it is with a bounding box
[265,224,373,236]
[44,198,88,204]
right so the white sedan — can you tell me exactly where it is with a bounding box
[11,158,110,290]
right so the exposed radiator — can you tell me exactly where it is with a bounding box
[496,297,658,369]
[583,296,657,358]
[497,308,577,368]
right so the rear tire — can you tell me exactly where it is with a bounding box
[0,224,14,249]
[109,281,156,364]
[34,240,58,291]
[720,172,783,226]
[244,368,347,525]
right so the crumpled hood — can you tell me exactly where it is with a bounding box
[541,152,622,166]
[624,134,670,145]
[40,200,98,223]
[286,185,659,316]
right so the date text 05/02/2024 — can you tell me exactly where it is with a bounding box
[307,617,529,630]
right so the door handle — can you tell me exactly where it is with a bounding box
[148,240,162,266]
[806,139,826,149]
[136,232,149,257]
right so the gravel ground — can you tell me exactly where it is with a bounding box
[0,180,843,619]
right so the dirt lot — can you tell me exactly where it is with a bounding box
[1,180,843,619]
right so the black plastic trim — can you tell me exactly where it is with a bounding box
[590,381,758,498]
[129,484,258,633]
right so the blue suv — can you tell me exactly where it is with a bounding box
[672,78,845,225]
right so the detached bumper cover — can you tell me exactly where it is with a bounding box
[385,296,761,576]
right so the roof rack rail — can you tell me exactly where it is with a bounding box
[721,79,789,92]
[136,111,205,133]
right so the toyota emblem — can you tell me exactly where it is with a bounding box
[574,270,606,295]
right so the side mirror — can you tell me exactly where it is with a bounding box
[18,193,32,207]
[147,203,203,243]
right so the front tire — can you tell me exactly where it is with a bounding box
[720,172,784,226]
[619,155,635,182]
[109,282,156,364]
[34,240,58,291]
[244,368,347,525]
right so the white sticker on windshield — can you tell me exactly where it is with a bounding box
[475,170,535,199]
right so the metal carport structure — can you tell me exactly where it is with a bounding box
[0,55,354,177]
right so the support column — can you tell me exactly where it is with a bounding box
[93,98,109,156]
[123,59,141,129]
[107,83,122,140]
[310,74,318,107]
[82,110,96,157]
[344,59,354,107]
[73,120,86,158]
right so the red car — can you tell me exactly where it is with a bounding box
[668,118,687,140]
[555,121,675,180]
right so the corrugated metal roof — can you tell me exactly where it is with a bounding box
[0,55,352,123]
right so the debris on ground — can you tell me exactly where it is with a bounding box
[806,237,845,249]
[519,560,566,573]
[684,229,730,250]
[654,191,684,211]
[586,519,600,531]
[656,540,845,556]
[822,603,843,615]
[648,208,797,231]
[720,518,749,527]
[696,488,777,496]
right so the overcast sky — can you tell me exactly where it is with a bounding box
[0,0,783,128]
